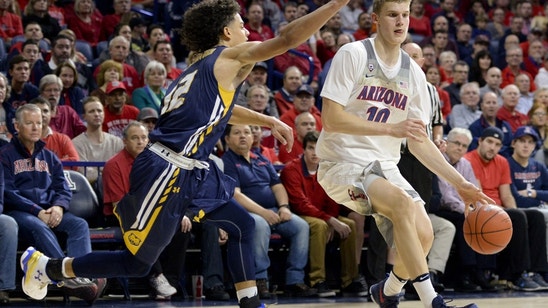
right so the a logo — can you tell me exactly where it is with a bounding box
[365,74,375,78]
[368,63,374,72]
[348,188,368,202]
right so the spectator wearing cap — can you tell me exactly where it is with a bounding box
[137,107,158,133]
[102,81,139,138]
[464,126,548,291]
[236,61,279,117]
[100,0,132,42]
[72,96,123,183]
[508,126,548,262]
[132,61,166,114]
[497,84,530,133]
[65,0,103,47]
[280,84,322,132]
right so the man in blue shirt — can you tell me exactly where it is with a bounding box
[222,124,315,299]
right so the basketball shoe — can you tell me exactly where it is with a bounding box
[369,277,400,308]
[432,295,478,308]
[239,295,267,308]
[20,247,55,300]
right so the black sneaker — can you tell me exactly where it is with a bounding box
[239,295,265,308]
[432,294,478,308]
[61,277,99,304]
[204,284,230,301]
[369,277,400,308]
[256,279,271,299]
[285,283,317,297]
[342,280,369,297]
[312,281,336,297]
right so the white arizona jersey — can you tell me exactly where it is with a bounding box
[317,38,430,169]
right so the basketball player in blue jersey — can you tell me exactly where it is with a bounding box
[18,1,352,307]
[316,0,493,308]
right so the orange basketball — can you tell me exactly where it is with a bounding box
[463,204,513,255]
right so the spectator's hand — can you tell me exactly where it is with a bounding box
[327,226,335,242]
[328,217,351,239]
[434,139,447,152]
[278,207,292,222]
[45,206,64,228]
[389,119,427,142]
[261,208,281,225]
[218,228,228,245]
[457,181,495,216]
[181,216,192,233]
[38,210,52,226]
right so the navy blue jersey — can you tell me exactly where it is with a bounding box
[150,46,241,160]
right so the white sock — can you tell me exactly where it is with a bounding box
[236,286,258,302]
[412,273,437,308]
[384,271,407,296]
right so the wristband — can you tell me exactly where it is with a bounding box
[279,204,290,210]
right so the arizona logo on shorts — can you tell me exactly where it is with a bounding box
[348,187,368,202]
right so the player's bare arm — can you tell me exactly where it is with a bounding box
[408,136,495,214]
[322,98,427,141]
[230,105,294,151]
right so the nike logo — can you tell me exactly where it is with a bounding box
[366,74,375,78]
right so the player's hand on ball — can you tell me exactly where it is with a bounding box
[457,182,495,216]
[390,119,427,141]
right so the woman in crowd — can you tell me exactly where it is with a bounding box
[469,49,494,87]
[90,60,123,104]
[22,0,62,42]
[426,65,451,121]
[65,0,103,48]
[55,62,86,118]
[131,61,166,113]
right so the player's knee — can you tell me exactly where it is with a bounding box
[387,192,415,222]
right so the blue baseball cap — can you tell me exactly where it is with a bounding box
[513,126,539,142]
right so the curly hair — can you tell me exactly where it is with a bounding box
[181,0,241,53]
[96,60,124,87]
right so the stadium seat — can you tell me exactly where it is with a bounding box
[75,40,94,62]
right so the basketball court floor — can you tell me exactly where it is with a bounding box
[5,291,548,307]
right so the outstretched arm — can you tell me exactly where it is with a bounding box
[408,136,495,214]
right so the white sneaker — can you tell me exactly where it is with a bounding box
[149,273,177,297]
[20,247,53,300]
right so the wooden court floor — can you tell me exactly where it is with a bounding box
[5,292,548,307]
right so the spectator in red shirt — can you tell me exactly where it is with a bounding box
[0,0,23,45]
[102,81,139,138]
[100,0,131,42]
[274,66,303,116]
[65,0,103,47]
[352,11,375,41]
[245,2,274,42]
[278,111,316,164]
[280,84,322,132]
[501,46,536,92]
[497,84,529,133]
[153,40,182,88]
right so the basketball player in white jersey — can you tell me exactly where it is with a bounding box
[316,0,494,307]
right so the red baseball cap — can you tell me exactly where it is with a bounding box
[106,81,127,95]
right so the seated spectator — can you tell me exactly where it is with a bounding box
[18,39,49,87]
[0,165,18,305]
[144,24,167,61]
[486,7,508,41]
[497,84,529,133]
[314,29,337,67]
[30,96,79,165]
[408,0,431,40]
[99,0,132,42]
[467,48,493,87]
[8,22,49,55]
[236,61,278,118]
[523,39,544,78]
[90,59,124,104]
[469,91,513,157]
[435,128,497,292]
[102,81,139,138]
[39,74,86,139]
[527,102,548,164]
[128,17,147,52]
[245,3,274,42]
[54,62,86,118]
[339,0,362,33]
[93,36,142,96]
[425,65,451,121]
[72,96,123,183]
[508,126,548,272]
[443,60,468,107]
[352,11,375,41]
[22,0,61,42]
[479,67,503,106]
[46,34,93,92]
[464,126,548,291]
[153,40,182,88]
[132,60,166,113]
[280,131,368,298]
[0,104,102,303]
[222,124,316,299]
[4,55,40,135]
[250,125,280,165]
[97,28,150,76]
[274,66,303,115]
[438,50,457,87]
[102,121,182,299]
[0,0,23,45]
[65,0,103,47]
[280,84,322,132]
[278,112,317,164]
[246,84,277,148]
[137,107,158,133]
[449,82,482,129]
[515,73,534,114]
[0,73,11,142]
[501,46,536,93]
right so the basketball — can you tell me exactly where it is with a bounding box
[463,204,513,255]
